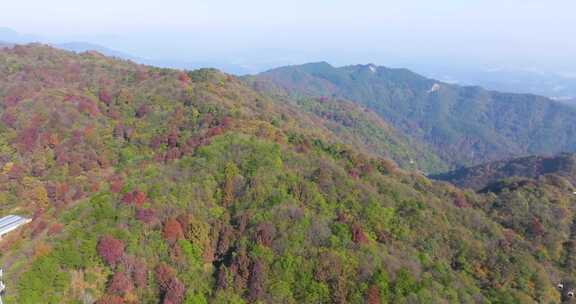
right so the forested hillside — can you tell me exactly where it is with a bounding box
[2,45,576,304]
[432,153,576,191]
[265,95,447,173]
[249,62,576,168]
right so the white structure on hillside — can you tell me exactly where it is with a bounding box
[0,215,31,239]
[427,83,441,94]
[0,268,5,304]
[0,215,31,304]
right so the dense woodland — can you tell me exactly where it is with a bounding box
[1,45,576,304]
[432,153,576,191]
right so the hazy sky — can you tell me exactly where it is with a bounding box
[2,0,576,72]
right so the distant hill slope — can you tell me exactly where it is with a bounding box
[250,62,576,168]
[431,153,576,190]
[272,95,448,173]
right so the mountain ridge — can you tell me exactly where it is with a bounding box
[249,61,576,168]
[431,153,576,191]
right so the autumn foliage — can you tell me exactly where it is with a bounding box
[97,235,125,267]
[162,218,184,243]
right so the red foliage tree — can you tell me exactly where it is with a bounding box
[107,271,134,295]
[215,267,228,290]
[216,226,234,258]
[529,217,545,237]
[99,88,113,105]
[7,164,24,181]
[109,176,124,193]
[136,208,156,224]
[207,126,224,137]
[78,98,100,117]
[132,190,146,206]
[167,131,179,148]
[106,109,121,120]
[133,259,147,288]
[230,248,250,290]
[72,188,85,201]
[351,223,368,244]
[248,260,264,302]
[18,125,40,153]
[453,193,470,208]
[149,135,164,149]
[164,147,182,162]
[135,104,149,118]
[162,218,184,243]
[135,70,148,82]
[97,235,125,267]
[31,220,47,237]
[254,222,274,247]
[365,284,380,304]
[154,263,176,291]
[164,277,185,304]
[121,192,134,204]
[123,127,134,142]
[177,72,190,83]
[220,116,233,129]
[47,223,63,236]
[0,112,17,128]
[120,255,148,288]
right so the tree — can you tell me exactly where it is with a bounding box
[47,223,63,236]
[351,223,368,244]
[222,162,239,207]
[155,263,176,291]
[254,222,274,247]
[107,271,134,295]
[135,104,149,118]
[132,190,146,206]
[164,277,186,304]
[163,218,184,243]
[132,259,148,288]
[529,217,545,238]
[365,284,380,304]
[97,235,124,267]
[1,112,16,128]
[121,192,133,204]
[99,88,113,105]
[248,260,264,302]
[109,176,124,193]
[178,72,191,83]
[113,124,125,139]
[18,125,40,153]
[96,294,124,304]
[167,131,179,148]
[136,208,156,224]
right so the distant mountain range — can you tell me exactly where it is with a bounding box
[417,65,576,101]
[248,62,576,169]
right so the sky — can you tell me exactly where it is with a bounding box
[2,0,576,74]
